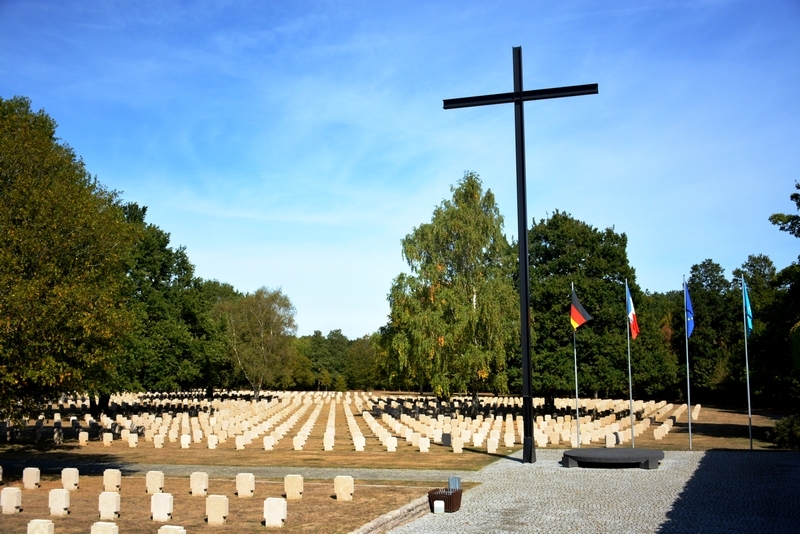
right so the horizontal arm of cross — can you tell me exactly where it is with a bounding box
[443,83,598,110]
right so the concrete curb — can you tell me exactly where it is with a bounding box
[349,495,429,534]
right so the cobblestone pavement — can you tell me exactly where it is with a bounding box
[390,449,800,534]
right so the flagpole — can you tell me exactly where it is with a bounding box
[572,281,581,449]
[683,277,693,451]
[626,280,635,448]
[741,278,753,450]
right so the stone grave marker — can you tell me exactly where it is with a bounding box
[334,475,354,501]
[62,467,79,490]
[48,488,70,516]
[146,471,164,494]
[151,492,173,522]
[263,497,287,527]
[26,519,55,534]
[284,474,303,500]
[23,467,41,489]
[190,472,208,496]
[91,522,119,534]
[236,473,255,498]
[206,494,228,525]
[104,469,121,492]
[1,486,22,514]
[99,491,121,520]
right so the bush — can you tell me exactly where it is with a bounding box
[770,414,800,449]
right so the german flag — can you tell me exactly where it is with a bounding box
[570,287,593,330]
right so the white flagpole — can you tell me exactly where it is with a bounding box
[626,280,635,448]
[741,278,753,450]
[684,277,693,451]
[572,282,581,449]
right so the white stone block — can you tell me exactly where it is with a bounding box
[151,492,173,522]
[433,499,445,514]
[334,475,354,501]
[27,519,54,534]
[263,435,274,450]
[99,491,120,520]
[157,526,186,534]
[207,434,218,449]
[103,433,113,446]
[418,437,430,452]
[146,471,164,494]
[128,433,138,447]
[486,437,498,454]
[353,434,366,451]
[236,473,255,498]
[263,497,287,527]
[452,437,463,453]
[180,434,191,449]
[90,521,119,534]
[62,467,79,490]
[48,488,70,516]
[103,469,121,492]
[23,467,40,489]
[284,474,303,500]
[206,494,228,525]
[1,486,22,514]
[190,472,208,496]
[79,431,89,445]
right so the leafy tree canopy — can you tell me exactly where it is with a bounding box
[381,172,518,399]
[0,96,136,419]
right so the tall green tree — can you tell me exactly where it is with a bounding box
[381,172,518,400]
[765,183,800,409]
[214,287,298,399]
[526,211,677,400]
[122,203,228,394]
[0,96,137,419]
[680,259,740,402]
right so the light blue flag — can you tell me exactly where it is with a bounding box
[743,280,753,338]
[684,283,695,338]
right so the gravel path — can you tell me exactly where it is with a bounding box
[390,449,800,534]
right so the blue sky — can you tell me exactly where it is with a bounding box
[1,1,798,338]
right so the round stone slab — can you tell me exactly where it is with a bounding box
[561,448,664,470]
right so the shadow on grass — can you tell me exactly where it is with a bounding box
[0,444,132,478]
[656,450,800,533]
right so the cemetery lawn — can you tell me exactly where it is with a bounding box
[1,397,522,471]
[625,405,780,451]
[0,474,474,533]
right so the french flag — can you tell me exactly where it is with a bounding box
[626,282,640,340]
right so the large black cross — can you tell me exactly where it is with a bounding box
[444,46,597,463]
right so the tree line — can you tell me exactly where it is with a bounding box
[379,172,800,413]
[2,96,798,421]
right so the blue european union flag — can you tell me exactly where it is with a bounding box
[685,283,695,338]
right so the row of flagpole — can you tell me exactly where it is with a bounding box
[569,276,754,450]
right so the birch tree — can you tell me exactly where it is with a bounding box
[381,172,518,400]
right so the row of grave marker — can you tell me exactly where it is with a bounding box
[2,467,355,530]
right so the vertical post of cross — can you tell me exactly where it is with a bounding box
[512,47,535,463]
[443,46,598,463]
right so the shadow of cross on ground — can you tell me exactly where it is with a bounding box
[657,450,800,534]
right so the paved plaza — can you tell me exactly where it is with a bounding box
[391,449,800,534]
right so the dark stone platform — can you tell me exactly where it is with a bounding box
[561,448,664,470]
